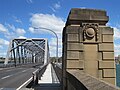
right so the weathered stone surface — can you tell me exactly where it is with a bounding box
[99,61,115,69]
[67,60,84,69]
[66,26,79,33]
[67,34,79,42]
[84,44,98,77]
[98,52,102,60]
[103,69,116,78]
[100,26,114,34]
[103,78,116,85]
[98,43,114,51]
[102,35,113,42]
[103,52,114,60]
[67,43,83,51]
[84,36,96,42]
[67,9,109,25]
[84,61,98,77]
[98,70,103,79]
[62,8,116,88]
[67,70,119,90]
[67,51,79,59]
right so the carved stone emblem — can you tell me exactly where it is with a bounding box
[82,23,99,41]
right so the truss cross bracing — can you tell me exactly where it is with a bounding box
[4,38,49,66]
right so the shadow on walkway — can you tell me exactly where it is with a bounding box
[34,83,61,90]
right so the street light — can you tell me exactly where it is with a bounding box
[33,27,58,60]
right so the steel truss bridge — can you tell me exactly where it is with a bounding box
[4,38,49,66]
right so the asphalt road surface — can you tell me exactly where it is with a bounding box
[0,64,39,89]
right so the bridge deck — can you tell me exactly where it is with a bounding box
[34,63,61,90]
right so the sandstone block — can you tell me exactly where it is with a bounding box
[98,43,114,51]
[98,70,103,79]
[99,61,115,69]
[67,51,79,59]
[99,27,114,34]
[84,44,98,61]
[103,52,114,60]
[103,78,116,85]
[98,52,102,60]
[67,43,83,51]
[84,61,98,77]
[103,69,116,78]
[67,60,84,69]
[102,35,113,42]
[66,26,79,33]
[67,34,79,42]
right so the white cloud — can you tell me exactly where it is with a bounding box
[114,44,120,57]
[0,52,7,57]
[26,0,33,4]
[0,24,8,34]
[49,37,62,57]
[29,13,65,57]
[51,2,61,12]
[113,27,120,39]
[54,2,61,9]
[0,38,9,45]
[12,16,22,24]
[29,13,65,34]
[0,45,3,49]
[112,26,120,57]
[16,28,26,35]
[29,27,35,33]
[6,24,15,31]
[49,37,62,47]
[18,36,27,39]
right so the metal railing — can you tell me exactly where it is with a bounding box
[32,63,48,85]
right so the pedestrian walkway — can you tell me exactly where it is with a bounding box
[35,63,61,90]
[38,63,59,83]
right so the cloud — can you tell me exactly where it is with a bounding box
[0,24,8,34]
[6,24,15,31]
[29,13,65,57]
[29,27,35,33]
[114,44,120,57]
[0,45,3,49]
[18,36,27,39]
[0,38,9,46]
[12,16,22,24]
[29,13,65,34]
[26,0,33,4]
[113,27,120,39]
[16,28,26,35]
[2,24,26,39]
[51,2,61,12]
[54,2,61,9]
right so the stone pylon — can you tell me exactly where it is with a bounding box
[62,8,116,85]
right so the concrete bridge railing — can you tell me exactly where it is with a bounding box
[53,63,119,90]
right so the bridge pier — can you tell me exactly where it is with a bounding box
[62,8,116,90]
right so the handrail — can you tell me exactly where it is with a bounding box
[52,63,62,83]
[32,63,48,85]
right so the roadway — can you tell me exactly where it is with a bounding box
[0,64,40,90]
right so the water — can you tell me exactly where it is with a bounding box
[116,64,120,87]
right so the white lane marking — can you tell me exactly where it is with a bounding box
[1,75,13,80]
[0,69,29,80]
[22,70,27,73]
[16,77,33,90]
[0,69,3,70]
[6,69,14,72]
[0,88,3,90]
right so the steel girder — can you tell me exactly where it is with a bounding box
[4,38,49,66]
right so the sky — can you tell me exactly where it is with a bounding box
[0,0,120,57]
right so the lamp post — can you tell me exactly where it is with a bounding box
[33,27,58,60]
